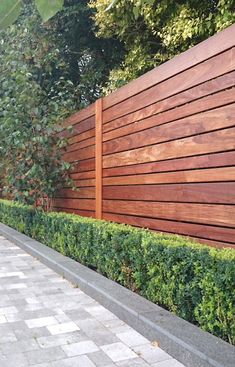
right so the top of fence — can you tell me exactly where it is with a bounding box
[103,24,235,110]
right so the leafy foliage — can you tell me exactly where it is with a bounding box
[0,0,21,29]
[49,0,124,106]
[91,0,235,92]
[0,5,78,208]
[0,198,234,344]
[0,0,64,28]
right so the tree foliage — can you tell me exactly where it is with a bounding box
[0,0,64,29]
[90,0,235,92]
[0,4,77,208]
[49,0,124,106]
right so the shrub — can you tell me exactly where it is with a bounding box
[0,199,234,344]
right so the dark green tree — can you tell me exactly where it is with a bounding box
[91,0,235,92]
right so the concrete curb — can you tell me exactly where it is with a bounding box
[0,223,234,367]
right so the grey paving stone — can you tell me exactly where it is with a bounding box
[10,320,51,339]
[133,344,172,364]
[37,332,86,349]
[116,358,150,366]
[101,342,138,362]
[0,338,39,354]
[25,316,58,328]
[51,355,96,367]
[0,234,187,367]
[47,321,80,335]
[88,350,115,366]
[117,330,149,347]
[62,340,99,357]
[0,352,29,367]
[0,324,17,343]
[25,346,66,364]
[151,359,186,367]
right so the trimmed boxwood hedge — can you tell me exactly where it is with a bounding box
[0,199,234,344]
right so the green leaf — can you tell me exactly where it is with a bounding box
[35,0,64,22]
[105,0,119,12]
[0,0,21,30]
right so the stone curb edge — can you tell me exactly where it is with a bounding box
[0,223,234,367]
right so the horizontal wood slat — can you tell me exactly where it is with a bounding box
[103,71,235,133]
[103,48,235,122]
[103,88,235,142]
[102,213,235,246]
[103,127,235,168]
[103,200,235,228]
[103,151,235,177]
[103,167,235,186]
[56,188,95,199]
[53,198,95,211]
[55,25,235,248]
[103,24,235,109]
[103,102,235,155]
[103,183,235,204]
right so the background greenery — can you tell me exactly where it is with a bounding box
[0,199,234,345]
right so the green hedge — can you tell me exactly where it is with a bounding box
[0,199,234,344]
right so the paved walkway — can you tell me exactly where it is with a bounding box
[0,235,185,367]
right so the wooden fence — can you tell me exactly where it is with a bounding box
[54,24,235,249]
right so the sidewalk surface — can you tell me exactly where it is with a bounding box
[0,235,186,367]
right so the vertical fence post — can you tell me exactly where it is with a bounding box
[95,98,103,219]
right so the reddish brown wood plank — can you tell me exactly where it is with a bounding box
[103,167,235,186]
[103,103,235,155]
[103,152,235,177]
[70,170,95,180]
[53,207,95,218]
[194,238,235,249]
[56,188,95,199]
[103,128,235,168]
[103,88,235,142]
[63,145,95,162]
[103,200,235,228]
[103,183,235,204]
[53,198,95,211]
[66,137,95,153]
[63,103,95,129]
[103,48,235,122]
[103,24,235,109]
[73,179,95,187]
[68,129,95,145]
[102,213,235,245]
[71,159,95,173]
[103,71,235,132]
[95,98,103,219]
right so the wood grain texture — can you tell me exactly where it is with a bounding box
[103,103,235,155]
[103,183,235,204]
[102,213,235,245]
[63,145,95,162]
[103,24,235,109]
[103,127,235,168]
[66,137,95,152]
[103,48,235,122]
[103,151,235,177]
[103,167,235,186]
[56,25,235,248]
[56,188,95,199]
[53,198,95,211]
[103,88,235,142]
[103,71,235,133]
[103,200,235,228]
[63,103,95,129]
[95,98,103,219]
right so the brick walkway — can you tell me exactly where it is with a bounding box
[0,235,185,367]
